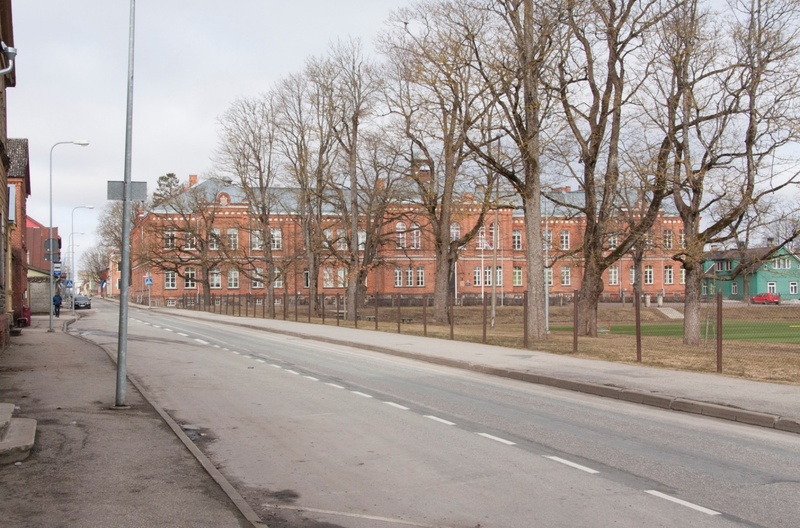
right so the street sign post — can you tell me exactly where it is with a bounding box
[53,262,62,277]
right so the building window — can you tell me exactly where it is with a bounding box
[644,265,654,285]
[512,230,522,251]
[477,226,488,249]
[164,230,176,249]
[409,222,421,249]
[268,227,281,250]
[228,269,240,289]
[252,268,264,288]
[663,230,673,250]
[725,261,732,271]
[184,267,196,289]
[484,266,492,286]
[251,230,263,250]
[394,267,403,287]
[630,267,636,285]
[323,267,334,288]
[337,229,348,251]
[496,267,503,286]
[679,230,686,249]
[358,230,366,250]
[337,268,347,288]
[731,281,738,295]
[790,282,798,295]
[545,267,553,286]
[716,261,724,271]
[608,265,618,286]
[702,282,708,296]
[561,266,571,286]
[767,282,777,293]
[416,267,425,287]
[450,222,461,241]
[227,228,238,249]
[166,299,176,307]
[396,222,407,249]
[274,272,284,289]
[644,232,654,249]
[303,269,310,289]
[209,228,220,250]
[406,267,414,287]
[210,268,221,289]
[184,232,196,250]
[165,271,176,289]
[488,223,496,249]
[680,268,686,285]
[773,258,791,269]
[473,266,482,286]
[664,265,673,285]
[608,233,618,250]
[513,266,523,286]
[544,229,552,250]
[560,230,570,251]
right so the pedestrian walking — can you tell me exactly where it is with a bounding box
[53,293,62,317]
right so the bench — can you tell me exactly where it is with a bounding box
[400,317,415,324]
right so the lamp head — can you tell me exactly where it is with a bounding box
[73,140,90,147]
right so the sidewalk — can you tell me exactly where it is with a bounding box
[0,315,261,528]
[154,306,800,434]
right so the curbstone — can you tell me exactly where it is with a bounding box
[734,410,778,428]
[774,418,800,434]
[671,398,705,415]
[640,393,675,409]
[699,404,741,421]
[619,390,645,404]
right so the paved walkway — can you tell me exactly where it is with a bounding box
[154,305,800,432]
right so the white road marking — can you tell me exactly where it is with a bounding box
[177,332,189,337]
[544,456,600,474]
[231,351,240,355]
[645,490,720,516]
[304,376,320,381]
[255,359,266,364]
[326,383,345,389]
[384,402,410,410]
[194,339,210,345]
[352,391,373,398]
[271,364,283,369]
[213,345,221,349]
[163,328,173,332]
[477,433,516,445]
[286,370,300,375]
[266,504,444,527]
[152,324,161,328]
[424,415,455,426]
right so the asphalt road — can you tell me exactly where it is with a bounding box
[74,301,800,527]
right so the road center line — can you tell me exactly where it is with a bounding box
[231,351,240,355]
[163,328,173,332]
[285,369,300,375]
[326,383,345,389]
[352,391,373,398]
[544,456,599,474]
[424,415,455,426]
[193,339,210,345]
[255,359,266,363]
[266,504,443,527]
[270,364,282,369]
[304,376,320,381]
[477,433,516,445]
[384,402,410,410]
[177,332,189,337]
[644,490,720,515]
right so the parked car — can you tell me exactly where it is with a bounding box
[750,292,780,305]
[74,295,92,309]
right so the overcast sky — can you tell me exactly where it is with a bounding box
[8,0,409,269]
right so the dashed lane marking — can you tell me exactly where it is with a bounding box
[477,433,516,445]
[304,376,320,381]
[326,383,345,389]
[286,370,300,375]
[352,391,373,398]
[385,402,410,410]
[544,456,600,474]
[645,490,720,515]
[424,415,455,426]
[193,339,210,345]
[177,332,189,337]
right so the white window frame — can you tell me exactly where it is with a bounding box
[450,222,461,241]
[416,267,425,287]
[164,229,176,250]
[545,267,553,287]
[473,266,482,286]
[512,230,522,251]
[484,266,492,287]
[250,230,263,250]
[209,228,220,250]
[209,268,222,289]
[165,271,176,289]
[608,265,618,286]
[513,266,523,287]
[323,267,334,288]
[409,222,421,249]
[226,228,238,249]
[731,281,738,295]
[405,267,414,287]
[560,230,570,251]
[561,266,571,286]
[663,230,672,250]
[664,265,673,285]
[336,229,348,251]
[767,282,777,294]
[184,267,196,289]
[644,265,654,285]
[252,267,264,289]
[790,282,798,295]
[184,232,196,250]
[227,269,240,289]
[396,222,407,249]
[394,267,403,287]
[271,227,282,250]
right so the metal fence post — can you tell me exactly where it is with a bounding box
[716,291,723,373]
[573,289,579,354]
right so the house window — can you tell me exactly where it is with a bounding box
[273,273,284,289]
[663,230,673,250]
[664,265,673,285]
[544,229,552,250]
[702,282,708,296]
[209,228,220,250]
[560,230,570,251]
[512,230,522,251]
[251,230,263,250]
[396,222,407,249]
[269,228,281,250]
[406,267,414,287]
[184,267,196,289]
[227,228,238,249]
[790,282,798,295]
[630,267,636,285]
[409,223,421,249]
[488,223,496,249]
[227,269,239,289]
[394,267,403,287]
[608,265,618,286]
[473,266,482,286]
[450,222,461,241]
[337,229,348,251]
[496,267,503,286]
[767,282,777,293]
[323,267,334,288]
[773,258,791,269]
[513,266,523,286]
[608,233,618,250]
[679,230,686,249]
[165,271,176,289]
[303,269,310,289]
[716,261,724,271]
[416,267,425,287]
[731,281,738,295]
[210,268,221,289]
[644,232,654,249]
[358,230,366,250]
[252,268,264,288]
[561,266,571,286]
[477,226,488,249]
[546,267,553,286]
[164,230,176,249]
[184,232,196,250]
[725,260,733,271]
[484,266,492,286]
[644,265,654,285]
[337,268,347,288]
[166,299,176,307]
[680,268,686,285]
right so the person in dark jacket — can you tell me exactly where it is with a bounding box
[53,293,62,317]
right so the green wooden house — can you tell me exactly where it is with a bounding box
[702,246,800,302]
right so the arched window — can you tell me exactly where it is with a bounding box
[409,222,421,249]
[396,221,407,249]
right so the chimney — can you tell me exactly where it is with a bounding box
[189,174,198,187]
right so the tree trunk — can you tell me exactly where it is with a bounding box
[432,247,453,323]
[523,198,547,342]
[682,263,703,345]
[577,256,604,337]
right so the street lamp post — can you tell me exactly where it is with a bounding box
[49,141,89,332]
[71,205,94,312]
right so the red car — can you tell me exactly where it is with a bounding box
[750,292,781,304]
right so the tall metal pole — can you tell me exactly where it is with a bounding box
[48,141,89,332]
[115,0,136,408]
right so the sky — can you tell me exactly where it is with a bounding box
[8,0,409,271]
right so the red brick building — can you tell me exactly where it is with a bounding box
[129,178,686,307]
[7,138,29,323]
